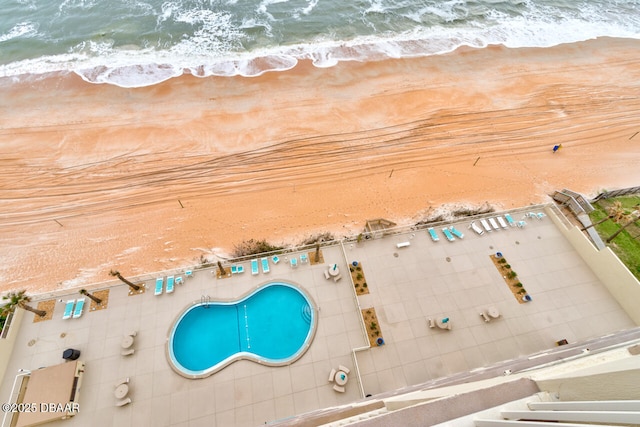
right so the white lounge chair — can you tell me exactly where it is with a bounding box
[72,298,85,318]
[488,217,500,231]
[469,221,484,235]
[115,397,132,407]
[166,276,174,294]
[497,216,508,229]
[480,219,492,232]
[396,241,410,248]
[62,300,75,320]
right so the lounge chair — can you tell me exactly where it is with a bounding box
[469,221,484,235]
[442,228,455,242]
[236,265,244,274]
[333,385,345,393]
[428,227,439,242]
[488,217,500,231]
[517,220,527,228]
[536,212,546,220]
[497,216,508,229]
[121,348,135,356]
[154,277,163,296]
[175,276,183,285]
[72,298,85,318]
[290,257,298,268]
[185,270,193,278]
[480,219,492,232]
[62,300,75,320]
[300,253,308,264]
[261,257,270,273]
[396,241,410,248]
[115,397,132,407]
[449,226,464,239]
[251,259,259,275]
[505,213,515,227]
[166,276,174,294]
[328,368,336,382]
[114,377,129,387]
[272,256,280,264]
[231,265,238,274]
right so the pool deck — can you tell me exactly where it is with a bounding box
[0,207,636,427]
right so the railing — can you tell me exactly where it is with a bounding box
[592,185,640,202]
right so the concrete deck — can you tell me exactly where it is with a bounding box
[0,208,635,427]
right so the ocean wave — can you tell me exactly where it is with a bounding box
[1,0,639,87]
[0,21,38,43]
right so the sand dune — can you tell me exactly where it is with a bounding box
[1,37,639,294]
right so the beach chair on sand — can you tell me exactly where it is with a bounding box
[442,228,455,242]
[62,300,75,320]
[73,298,85,319]
[505,213,516,227]
[261,257,270,273]
[166,276,174,294]
[428,228,439,242]
[251,259,259,275]
[450,226,464,239]
[155,277,164,296]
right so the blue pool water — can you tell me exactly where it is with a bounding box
[168,282,316,378]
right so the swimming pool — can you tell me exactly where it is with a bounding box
[167,281,317,378]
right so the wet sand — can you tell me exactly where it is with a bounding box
[1,37,639,294]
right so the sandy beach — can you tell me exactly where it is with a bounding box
[1,37,639,294]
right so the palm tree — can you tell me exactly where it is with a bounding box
[2,290,46,317]
[217,261,226,276]
[109,270,140,291]
[582,201,626,232]
[606,210,639,243]
[79,289,102,305]
[314,243,321,263]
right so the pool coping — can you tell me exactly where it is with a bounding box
[165,279,319,379]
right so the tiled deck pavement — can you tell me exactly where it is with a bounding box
[350,210,635,396]
[1,246,366,427]
[0,208,635,426]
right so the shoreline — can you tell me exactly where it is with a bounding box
[1,37,640,295]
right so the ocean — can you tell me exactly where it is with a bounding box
[1,0,639,87]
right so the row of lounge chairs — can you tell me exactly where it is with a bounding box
[155,275,184,296]
[62,298,85,319]
[428,226,465,242]
[468,212,543,235]
[250,254,309,275]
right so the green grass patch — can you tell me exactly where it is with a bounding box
[590,199,640,280]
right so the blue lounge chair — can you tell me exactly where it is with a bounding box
[231,265,238,274]
[62,300,75,320]
[73,298,85,318]
[166,276,174,294]
[251,259,259,275]
[237,265,244,274]
[300,254,308,264]
[272,256,280,264]
[290,257,298,268]
[155,277,163,296]
[505,213,515,227]
[176,276,183,285]
[428,227,439,242]
[450,226,464,239]
[185,270,193,278]
[261,257,270,273]
[536,212,546,220]
[442,228,455,242]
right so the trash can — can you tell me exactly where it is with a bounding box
[62,348,80,361]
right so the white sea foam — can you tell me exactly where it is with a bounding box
[0,21,38,43]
